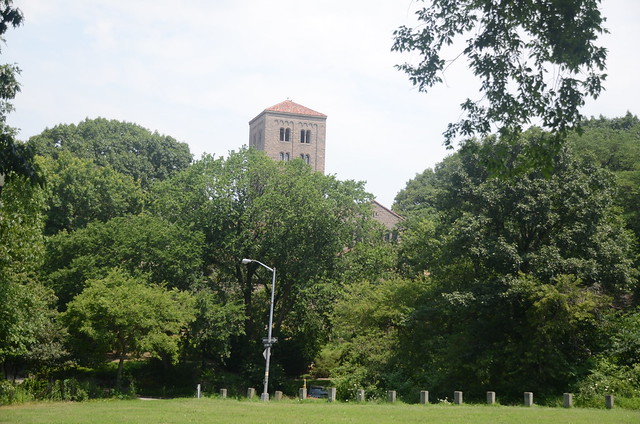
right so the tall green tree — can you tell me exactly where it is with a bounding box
[42,214,205,307]
[568,113,640,241]
[0,168,64,378]
[149,148,379,375]
[29,118,192,188]
[392,0,608,170]
[0,1,42,194]
[64,268,195,387]
[391,130,637,397]
[40,153,144,235]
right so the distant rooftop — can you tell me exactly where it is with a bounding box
[264,100,327,118]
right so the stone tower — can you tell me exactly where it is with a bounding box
[248,100,327,173]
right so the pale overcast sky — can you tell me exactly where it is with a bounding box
[4,1,640,206]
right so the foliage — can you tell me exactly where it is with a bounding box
[396,129,638,297]
[40,153,144,235]
[388,130,638,398]
[322,277,428,400]
[188,288,246,363]
[574,357,640,407]
[42,214,205,307]
[568,113,640,243]
[64,268,195,386]
[392,0,607,157]
[28,117,192,187]
[149,148,377,375]
[0,170,65,377]
[0,1,43,192]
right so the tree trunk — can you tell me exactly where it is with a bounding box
[117,354,125,389]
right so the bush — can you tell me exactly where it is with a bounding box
[574,358,640,407]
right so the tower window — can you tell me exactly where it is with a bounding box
[305,154,310,164]
[300,130,311,143]
[280,127,291,142]
[279,152,284,161]
[285,152,290,161]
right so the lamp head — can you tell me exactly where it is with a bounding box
[241,258,253,264]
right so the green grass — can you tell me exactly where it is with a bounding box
[1,398,639,424]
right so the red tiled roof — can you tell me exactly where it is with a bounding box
[264,100,326,118]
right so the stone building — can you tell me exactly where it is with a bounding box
[248,100,403,237]
[372,200,403,242]
[248,99,327,173]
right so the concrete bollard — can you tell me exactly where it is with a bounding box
[563,393,573,408]
[454,391,463,405]
[605,394,614,409]
[356,389,365,402]
[247,387,256,399]
[196,384,201,398]
[420,390,429,404]
[524,392,533,407]
[220,388,227,399]
[299,387,307,400]
[486,391,495,404]
[274,391,283,401]
[387,390,396,403]
[328,387,337,402]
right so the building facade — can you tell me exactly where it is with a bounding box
[249,100,403,239]
[248,100,327,173]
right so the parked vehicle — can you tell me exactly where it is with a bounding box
[308,386,328,398]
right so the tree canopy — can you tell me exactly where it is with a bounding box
[64,268,195,387]
[42,214,205,308]
[392,0,608,164]
[28,118,192,187]
[149,148,381,375]
[0,1,42,194]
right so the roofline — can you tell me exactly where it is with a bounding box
[249,108,328,126]
[372,199,404,220]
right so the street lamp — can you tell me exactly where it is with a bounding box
[241,258,277,401]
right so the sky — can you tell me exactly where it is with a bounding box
[4,0,640,206]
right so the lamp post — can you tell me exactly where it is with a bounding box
[241,258,276,401]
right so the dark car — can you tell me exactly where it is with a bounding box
[308,385,328,398]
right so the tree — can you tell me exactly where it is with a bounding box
[397,129,637,295]
[0,166,65,379]
[392,0,607,165]
[0,1,42,194]
[149,148,379,375]
[568,113,640,241]
[188,288,245,367]
[42,214,205,308]
[390,130,637,396]
[64,268,195,387]
[319,277,428,400]
[29,118,192,188]
[40,153,144,235]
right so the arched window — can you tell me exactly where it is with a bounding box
[300,130,305,143]
[305,130,311,143]
[305,154,310,164]
[279,152,284,161]
[285,152,290,161]
[285,128,291,142]
[279,128,285,141]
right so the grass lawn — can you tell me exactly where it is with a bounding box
[1,398,639,424]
